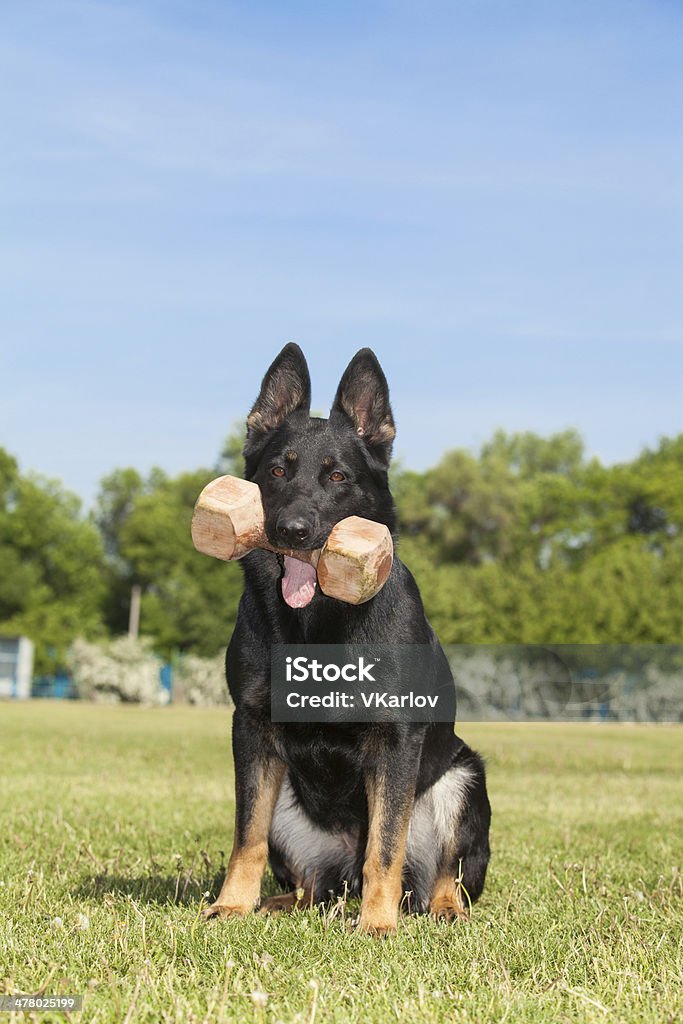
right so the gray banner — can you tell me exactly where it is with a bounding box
[271,644,683,723]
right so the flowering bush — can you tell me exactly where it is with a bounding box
[173,652,229,706]
[69,636,169,704]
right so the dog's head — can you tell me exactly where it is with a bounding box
[243,344,396,607]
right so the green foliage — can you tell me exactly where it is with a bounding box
[2,427,682,666]
[96,465,243,658]
[395,430,683,644]
[0,448,106,673]
[217,420,246,477]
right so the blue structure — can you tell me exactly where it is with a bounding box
[160,663,173,699]
[0,636,35,699]
[31,674,76,699]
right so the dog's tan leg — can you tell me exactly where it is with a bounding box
[358,771,414,936]
[203,757,285,920]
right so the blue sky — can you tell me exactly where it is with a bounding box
[1,0,681,506]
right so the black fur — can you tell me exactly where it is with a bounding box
[223,344,491,914]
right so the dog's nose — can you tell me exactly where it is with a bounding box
[277,518,311,545]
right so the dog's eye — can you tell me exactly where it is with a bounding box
[329,471,346,482]
[271,466,286,478]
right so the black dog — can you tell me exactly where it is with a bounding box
[203,344,491,934]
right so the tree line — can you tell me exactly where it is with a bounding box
[1,428,681,674]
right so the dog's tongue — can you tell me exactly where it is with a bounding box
[282,556,317,608]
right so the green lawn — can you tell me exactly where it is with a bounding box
[0,703,681,1023]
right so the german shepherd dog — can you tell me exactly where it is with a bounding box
[203,344,491,934]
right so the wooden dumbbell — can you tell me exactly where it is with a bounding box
[191,475,393,606]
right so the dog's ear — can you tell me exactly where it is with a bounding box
[246,343,311,436]
[331,349,395,465]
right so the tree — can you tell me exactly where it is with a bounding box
[217,421,246,478]
[95,466,244,658]
[5,421,682,676]
[0,448,107,672]
[395,430,683,645]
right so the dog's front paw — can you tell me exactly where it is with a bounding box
[429,889,469,923]
[356,913,398,937]
[201,902,252,921]
[360,922,397,937]
[258,889,312,915]
[429,899,468,922]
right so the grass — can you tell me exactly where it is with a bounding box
[0,703,681,1023]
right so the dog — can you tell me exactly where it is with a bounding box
[203,344,491,934]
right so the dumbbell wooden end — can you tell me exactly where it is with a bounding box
[318,517,393,605]
[191,475,264,561]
